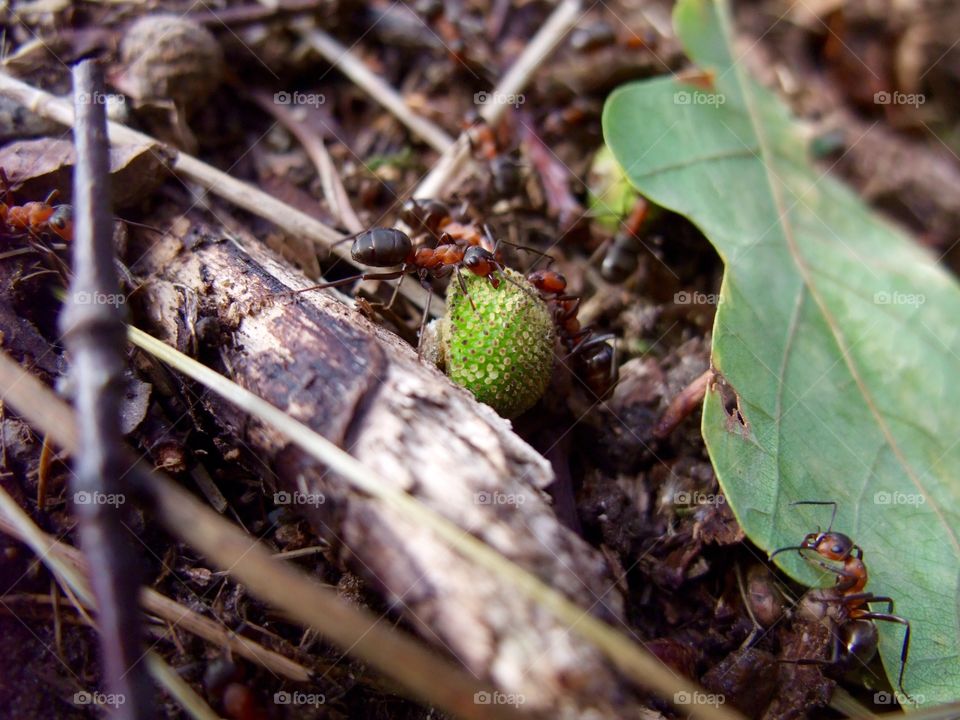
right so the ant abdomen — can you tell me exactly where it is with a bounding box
[351,228,412,267]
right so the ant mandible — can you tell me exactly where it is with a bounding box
[526,268,619,398]
[770,500,912,701]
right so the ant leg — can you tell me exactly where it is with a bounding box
[780,631,843,668]
[564,331,616,361]
[555,295,581,312]
[454,267,477,311]
[857,612,911,699]
[416,283,433,357]
[605,337,618,389]
[790,501,839,533]
[383,272,405,311]
[286,270,406,295]
[846,594,895,614]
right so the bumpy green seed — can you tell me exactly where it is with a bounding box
[431,268,556,418]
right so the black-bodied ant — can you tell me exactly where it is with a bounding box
[600,197,649,283]
[287,200,524,345]
[526,268,619,398]
[770,501,912,701]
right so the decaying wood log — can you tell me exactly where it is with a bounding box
[129,221,652,718]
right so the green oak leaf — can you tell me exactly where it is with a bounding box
[603,0,960,705]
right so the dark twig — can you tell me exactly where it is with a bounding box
[59,60,151,720]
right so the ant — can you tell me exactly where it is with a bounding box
[287,221,511,345]
[0,172,75,284]
[1,199,73,243]
[770,501,912,701]
[0,169,74,244]
[526,268,618,398]
[569,19,652,53]
[461,113,525,199]
[600,197,649,284]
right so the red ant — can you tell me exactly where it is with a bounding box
[770,501,912,701]
[0,169,74,244]
[0,172,75,284]
[287,223,510,345]
[526,268,619,398]
[1,200,74,243]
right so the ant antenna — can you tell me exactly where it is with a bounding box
[790,500,838,533]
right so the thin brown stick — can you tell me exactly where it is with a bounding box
[413,0,583,199]
[300,26,455,154]
[61,60,151,720]
[0,518,313,683]
[249,89,365,234]
[654,369,712,439]
[0,485,219,720]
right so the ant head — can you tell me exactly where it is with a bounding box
[463,246,497,276]
[801,531,854,561]
[48,205,73,241]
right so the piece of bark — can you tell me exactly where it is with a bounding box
[129,223,652,718]
[0,137,172,209]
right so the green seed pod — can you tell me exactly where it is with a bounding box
[430,269,556,418]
